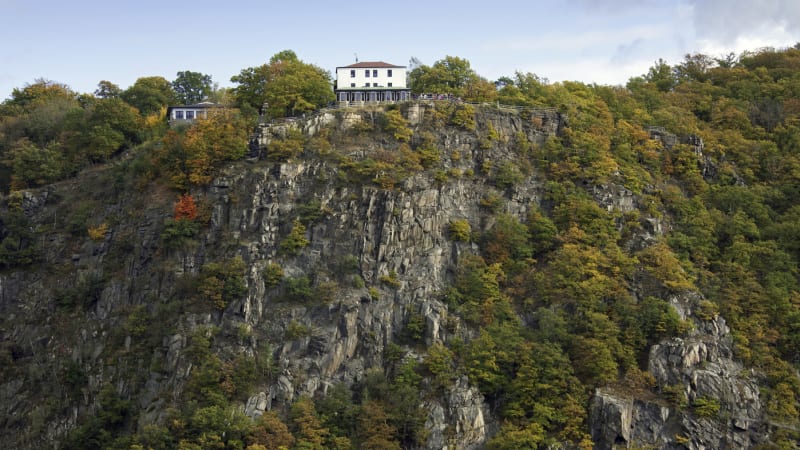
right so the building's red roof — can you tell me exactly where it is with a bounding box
[338,61,405,69]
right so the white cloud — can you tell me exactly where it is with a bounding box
[688,0,800,48]
[480,23,671,54]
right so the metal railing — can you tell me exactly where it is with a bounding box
[257,98,560,126]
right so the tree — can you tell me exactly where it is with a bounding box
[289,396,329,450]
[246,411,295,450]
[157,108,249,188]
[172,71,213,104]
[94,80,122,98]
[72,97,142,162]
[6,78,75,110]
[174,193,198,221]
[231,50,334,118]
[356,401,401,450]
[645,58,677,92]
[8,138,64,188]
[229,64,270,115]
[673,53,716,82]
[382,109,412,142]
[408,56,480,98]
[121,76,176,115]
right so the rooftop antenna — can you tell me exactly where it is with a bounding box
[354,53,358,63]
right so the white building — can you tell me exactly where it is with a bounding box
[334,61,411,106]
[166,102,223,126]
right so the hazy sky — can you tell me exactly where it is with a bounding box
[1,0,799,100]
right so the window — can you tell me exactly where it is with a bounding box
[350,69,355,77]
[175,110,184,119]
[365,70,370,77]
[388,82,392,87]
[373,83,379,87]
[364,83,370,87]
[350,83,355,87]
[372,69,378,77]
[186,111,195,120]
[387,69,392,77]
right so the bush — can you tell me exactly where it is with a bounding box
[379,270,401,288]
[369,287,380,301]
[263,263,284,288]
[161,218,201,250]
[280,219,310,255]
[450,104,476,131]
[449,219,472,242]
[494,161,524,189]
[284,276,314,302]
[87,222,108,241]
[198,256,247,310]
[382,110,413,142]
[695,299,719,321]
[285,320,311,340]
[692,395,721,418]
[267,128,306,162]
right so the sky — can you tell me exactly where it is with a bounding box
[1,0,799,100]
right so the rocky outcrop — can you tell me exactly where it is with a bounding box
[424,376,490,450]
[206,107,555,447]
[591,293,766,449]
[0,103,778,449]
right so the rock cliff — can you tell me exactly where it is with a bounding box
[591,293,766,449]
[0,103,781,448]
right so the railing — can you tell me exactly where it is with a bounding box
[257,98,560,126]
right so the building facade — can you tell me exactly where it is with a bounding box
[334,61,411,106]
[166,102,222,126]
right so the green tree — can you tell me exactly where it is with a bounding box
[121,76,176,115]
[94,80,122,98]
[172,71,213,104]
[280,219,310,255]
[231,50,334,118]
[0,202,40,268]
[382,109,412,142]
[5,78,76,110]
[645,58,677,92]
[75,97,142,161]
[409,56,478,98]
[197,256,247,310]
[8,138,64,188]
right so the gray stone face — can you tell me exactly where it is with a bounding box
[591,293,766,449]
[0,105,776,449]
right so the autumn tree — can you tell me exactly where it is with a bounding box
[289,396,330,449]
[245,411,295,450]
[174,193,198,221]
[356,401,401,450]
[157,108,249,188]
[4,78,76,110]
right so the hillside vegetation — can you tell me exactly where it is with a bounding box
[1,46,800,449]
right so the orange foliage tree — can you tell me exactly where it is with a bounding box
[174,193,198,221]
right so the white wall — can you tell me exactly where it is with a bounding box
[336,66,406,90]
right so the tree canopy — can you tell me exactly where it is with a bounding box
[231,50,334,118]
[172,70,213,104]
